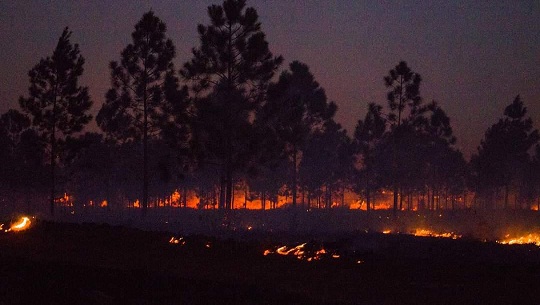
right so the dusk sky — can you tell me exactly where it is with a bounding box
[1,0,539,158]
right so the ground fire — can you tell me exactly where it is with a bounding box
[3,216,32,232]
[263,243,341,261]
[497,233,540,247]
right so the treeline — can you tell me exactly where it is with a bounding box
[1,0,539,215]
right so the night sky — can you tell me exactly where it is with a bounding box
[1,1,539,158]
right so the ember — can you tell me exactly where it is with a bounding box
[169,236,186,245]
[263,243,340,261]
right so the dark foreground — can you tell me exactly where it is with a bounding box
[1,221,539,305]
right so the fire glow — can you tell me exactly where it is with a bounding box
[169,236,186,245]
[497,234,540,247]
[263,243,339,262]
[4,216,32,232]
[412,229,461,239]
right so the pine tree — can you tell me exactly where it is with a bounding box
[97,11,182,214]
[262,61,336,207]
[19,27,92,215]
[354,103,387,211]
[181,0,282,209]
[471,95,539,209]
[383,61,422,214]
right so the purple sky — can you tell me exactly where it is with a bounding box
[1,0,539,158]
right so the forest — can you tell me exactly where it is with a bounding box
[1,0,539,217]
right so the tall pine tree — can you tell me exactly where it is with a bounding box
[383,61,423,214]
[19,27,92,215]
[181,0,282,209]
[97,11,180,214]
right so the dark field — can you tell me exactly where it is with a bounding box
[1,219,540,305]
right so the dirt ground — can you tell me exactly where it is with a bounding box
[1,220,539,305]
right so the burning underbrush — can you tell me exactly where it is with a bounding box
[262,242,351,262]
[1,215,33,233]
[497,233,540,246]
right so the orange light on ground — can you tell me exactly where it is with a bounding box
[412,229,461,239]
[169,236,186,245]
[498,233,540,247]
[264,243,340,261]
[8,216,31,232]
[100,200,108,208]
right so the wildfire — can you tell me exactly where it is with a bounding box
[263,243,340,261]
[412,229,461,239]
[169,236,186,245]
[5,216,32,232]
[497,234,540,247]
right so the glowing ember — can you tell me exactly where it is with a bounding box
[8,216,31,232]
[382,230,392,234]
[263,243,340,261]
[169,236,186,245]
[412,229,461,239]
[497,234,540,247]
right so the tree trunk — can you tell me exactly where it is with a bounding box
[50,125,56,216]
[365,170,370,212]
[292,146,297,207]
[50,94,57,216]
[183,186,188,208]
[504,184,509,210]
[142,73,149,215]
[244,188,247,209]
[219,175,226,209]
[399,188,403,211]
[366,187,371,212]
[225,167,233,210]
[393,186,398,215]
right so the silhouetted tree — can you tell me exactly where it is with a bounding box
[181,0,282,209]
[383,61,423,213]
[299,120,350,209]
[19,28,92,215]
[531,145,540,210]
[471,95,539,209]
[97,11,179,214]
[421,102,464,210]
[354,103,387,211]
[261,61,337,207]
[0,110,31,203]
[66,133,113,209]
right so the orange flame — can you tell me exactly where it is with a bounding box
[498,233,540,246]
[8,216,31,232]
[169,236,186,245]
[264,243,340,261]
[412,229,461,239]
